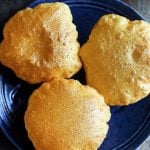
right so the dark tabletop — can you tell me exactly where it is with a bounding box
[0,0,149,149]
[124,0,150,22]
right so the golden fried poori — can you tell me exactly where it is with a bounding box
[24,78,110,150]
[79,14,150,106]
[0,3,81,83]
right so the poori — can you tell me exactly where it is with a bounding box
[79,14,150,106]
[0,3,81,83]
[24,78,110,150]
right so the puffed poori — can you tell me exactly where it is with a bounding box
[79,14,150,106]
[24,78,110,150]
[0,3,81,83]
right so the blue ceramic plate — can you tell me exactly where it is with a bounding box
[0,0,150,150]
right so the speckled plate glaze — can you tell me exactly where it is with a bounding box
[0,0,150,150]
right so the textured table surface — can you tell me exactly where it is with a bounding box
[0,0,150,150]
[124,0,150,22]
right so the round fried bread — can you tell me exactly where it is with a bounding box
[24,79,110,150]
[0,3,81,83]
[79,14,150,106]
